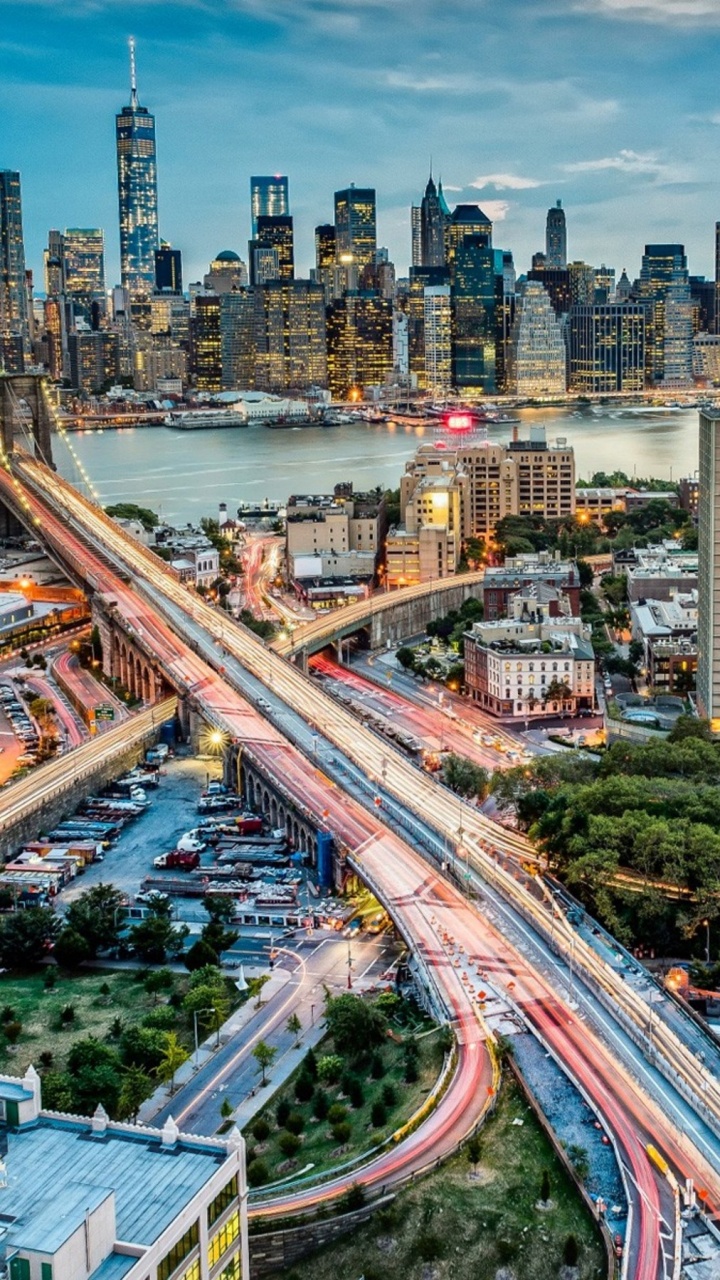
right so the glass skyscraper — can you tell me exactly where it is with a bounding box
[334,187,377,273]
[250,177,289,237]
[0,170,30,372]
[545,200,567,269]
[116,40,159,298]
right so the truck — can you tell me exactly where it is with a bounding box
[153,850,201,871]
[140,875,208,898]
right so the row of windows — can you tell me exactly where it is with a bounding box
[208,1209,241,1266]
[158,1222,199,1280]
[209,1176,239,1227]
[503,661,570,672]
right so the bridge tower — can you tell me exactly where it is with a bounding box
[0,372,55,467]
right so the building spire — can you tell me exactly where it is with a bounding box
[129,36,138,109]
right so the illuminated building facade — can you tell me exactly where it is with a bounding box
[251,175,289,236]
[220,290,256,390]
[155,242,182,294]
[507,280,567,396]
[424,285,452,396]
[334,187,377,272]
[204,249,248,294]
[451,235,497,394]
[61,228,106,320]
[445,204,492,277]
[545,200,567,269]
[638,243,691,384]
[0,170,30,371]
[254,279,327,393]
[116,40,159,298]
[192,294,222,391]
[697,410,720,726]
[326,291,392,398]
[250,216,294,284]
[68,330,119,394]
[568,303,645,393]
[527,265,571,317]
[314,224,336,301]
[420,173,448,268]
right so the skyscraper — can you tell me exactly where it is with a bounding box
[545,200,567,269]
[254,279,327,393]
[445,205,492,277]
[697,409,720,727]
[155,243,182,294]
[334,187,377,272]
[314,224,336,301]
[326,291,392,398]
[116,39,159,298]
[568,304,645,393]
[250,176,289,237]
[250,217,294,284]
[192,295,222,391]
[0,170,30,372]
[61,229,106,318]
[420,173,447,268]
[638,244,691,384]
[451,235,497,394]
[424,285,452,396]
[715,223,720,337]
[507,281,566,395]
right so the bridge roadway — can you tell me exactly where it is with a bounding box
[271,569,486,659]
[7,456,720,1273]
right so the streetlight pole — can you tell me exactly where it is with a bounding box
[347,940,353,990]
[193,1006,216,1067]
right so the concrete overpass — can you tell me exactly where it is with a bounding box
[273,571,485,665]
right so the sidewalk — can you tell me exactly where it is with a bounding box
[138,964,294,1124]
[230,1020,327,1131]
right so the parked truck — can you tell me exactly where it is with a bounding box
[153,850,201,871]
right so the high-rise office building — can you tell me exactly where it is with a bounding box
[204,249,248,294]
[638,243,692,384]
[220,289,256,390]
[407,265,449,389]
[251,246,281,286]
[116,39,159,298]
[507,280,567,395]
[192,294,222,391]
[314,224,336,301]
[424,285,452,396]
[568,304,645,393]
[527,265,571,317]
[568,260,596,307]
[326,291,392,398]
[690,276,715,334]
[251,175,289,237]
[715,223,720,337]
[334,186,377,272]
[0,170,30,372]
[697,409,720,727]
[68,330,119,394]
[61,228,106,316]
[254,279,327,393]
[420,173,448,268]
[663,280,694,384]
[451,235,497,394]
[445,205,492,277]
[155,242,182,294]
[411,205,422,268]
[545,200,567,269]
[250,216,294,284]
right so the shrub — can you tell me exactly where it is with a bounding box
[43,969,57,991]
[312,1089,329,1121]
[247,1159,269,1188]
[285,1111,305,1136]
[38,1050,53,1070]
[327,1102,347,1125]
[381,1083,397,1109]
[1,1006,15,1024]
[404,1058,418,1084]
[341,1182,366,1211]
[371,1100,387,1128]
[3,1021,21,1046]
[279,1132,301,1159]
[142,1007,176,1030]
[304,1047,318,1078]
[252,1118,270,1143]
[294,1072,314,1103]
[276,1098,291,1128]
[317,1054,343,1083]
[348,1078,364,1109]
[331,1121,352,1145]
[109,1016,124,1039]
[60,1004,75,1026]
[563,1235,579,1266]
[370,1052,385,1079]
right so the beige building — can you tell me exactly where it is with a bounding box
[464,590,595,720]
[286,487,387,580]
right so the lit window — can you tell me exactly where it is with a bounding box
[208,1210,240,1266]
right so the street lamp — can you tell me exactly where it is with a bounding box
[193,1006,217,1066]
[347,939,353,989]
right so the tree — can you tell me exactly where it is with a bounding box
[285,1111,305,1135]
[668,716,713,744]
[185,939,220,971]
[105,502,159,531]
[540,1169,551,1203]
[4,1020,21,1047]
[200,918,238,956]
[53,927,91,969]
[130,912,187,964]
[220,1097,234,1120]
[143,968,174,1003]
[156,1032,189,1093]
[324,993,386,1058]
[317,1053,344,1083]
[0,907,60,968]
[72,1063,123,1117]
[371,1099,387,1128]
[65,883,128,957]
[204,895,238,924]
[183,983,229,1033]
[286,1012,302,1044]
[119,1025,169,1074]
[563,1235,579,1266]
[466,1135,482,1170]
[252,1117,270,1142]
[279,1132,300,1160]
[248,975,270,1007]
[252,1040,277,1085]
[395,646,416,673]
[41,1071,73,1111]
[117,1067,153,1121]
[441,753,489,801]
[543,678,572,707]
[247,1159,269,1187]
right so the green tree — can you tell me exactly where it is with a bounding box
[53,927,91,969]
[143,968,174,1004]
[324,993,386,1058]
[441,753,489,801]
[466,1135,482,1170]
[156,1032,189,1093]
[252,1040,277,1085]
[185,939,220,971]
[395,646,417,672]
[0,907,60,967]
[116,1067,153,1121]
[286,1012,302,1044]
[668,716,714,744]
[105,502,159,531]
[279,1131,301,1159]
[65,883,128,956]
[130,912,187,964]
[183,984,229,1034]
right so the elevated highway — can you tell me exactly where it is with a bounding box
[4,452,720,1273]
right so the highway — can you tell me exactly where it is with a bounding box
[7,451,720,1271]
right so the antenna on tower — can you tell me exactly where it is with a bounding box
[129,36,138,109]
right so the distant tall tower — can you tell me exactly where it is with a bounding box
[250,177,289,237]
[116,38,159,298]
[697,408,720,727]
[545,200,567,270]
[420,173,447,268]
[334,186,377,272]
[0,171,30,372]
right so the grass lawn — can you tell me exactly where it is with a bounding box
[245,1025,444,1187]
[271,1077,607,1280]
[0,968,196,1075]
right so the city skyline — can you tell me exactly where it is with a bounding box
[2,1,720,287]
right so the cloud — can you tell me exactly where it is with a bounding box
[563,149,670,175]
[471,172,543,190]
[379,69,484,94]
[572,0,720,23]
[479,199,511,222]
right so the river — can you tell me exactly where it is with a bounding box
[55,404,702,525]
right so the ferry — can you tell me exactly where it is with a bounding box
[164,409,248,430]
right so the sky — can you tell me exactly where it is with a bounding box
[3,0,720,289]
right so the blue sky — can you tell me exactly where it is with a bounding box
[2,0,720,288]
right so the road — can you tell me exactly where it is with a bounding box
[53,649,128,731]
[9,452,720,1270]
[153,933,392,1135]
